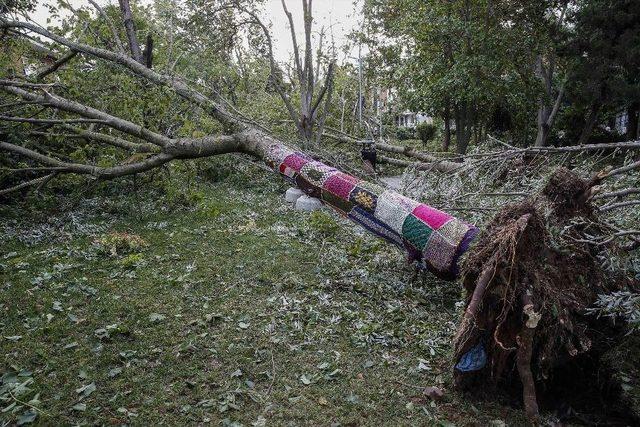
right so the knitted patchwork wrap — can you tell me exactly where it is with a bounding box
[349,181,384,213]
[300,161,338,187]
[269,143,478,279]
[422,218,478,279]
[321,189,354,215]
[265,144,294,170]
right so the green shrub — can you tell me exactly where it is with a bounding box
[396,127,415,140]
[416,122,437,145]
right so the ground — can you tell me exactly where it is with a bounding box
[0,156,528,426]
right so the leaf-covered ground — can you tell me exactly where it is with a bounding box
[0,156,528,426]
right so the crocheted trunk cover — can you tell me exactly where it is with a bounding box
[265,144,479,280]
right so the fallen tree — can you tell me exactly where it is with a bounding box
[0,18,478,281]
[2,10,639,425]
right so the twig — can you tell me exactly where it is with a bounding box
[594,187,640,199]
[599,200,640,212]
[0,173,57,195]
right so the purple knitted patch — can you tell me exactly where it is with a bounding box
[281,153,311,172]
[412,204,452,230]
[323,172,359,199]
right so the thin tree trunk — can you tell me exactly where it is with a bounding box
[443,102,451,151]
[118,0,143,64]
[577,101,601,146]
[627,102,639,140]
[143,34,153,69]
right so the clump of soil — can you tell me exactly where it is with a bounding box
[452,167,636,423]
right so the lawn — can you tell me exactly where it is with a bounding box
[1,156,525,426]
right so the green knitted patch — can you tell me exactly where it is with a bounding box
[402,214,433,251]
[321,190,354,215]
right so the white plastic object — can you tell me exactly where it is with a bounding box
[285,187,305,203]
[295,195,323,212]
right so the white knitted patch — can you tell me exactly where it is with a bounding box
[265,144,294,169]
[437,218,469,245]
[374,191,419,234]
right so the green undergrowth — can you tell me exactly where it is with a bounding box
[1,156,526,426]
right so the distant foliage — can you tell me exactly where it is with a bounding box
[396,126,415,141]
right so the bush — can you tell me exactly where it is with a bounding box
[416,122,437,145]
[396,127,415,140]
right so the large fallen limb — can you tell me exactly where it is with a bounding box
[0,18,478,280]
[379,154,461,173]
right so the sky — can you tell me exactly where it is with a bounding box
[29,0,362,63]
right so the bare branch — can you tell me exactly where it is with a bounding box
[378,154,459,174]
[61,125,160,153]
[0,140,173,178]
[1,20,239,129]
[0,115,107,125]
[87,0,126,55]
[280,0,303,81]
[0,173,57,196]
[605,159,640,179]
[118,0,144,63]
[309,61,334,119]
[36,51,78,80]
[594,188,640,200]
[599,200,640,212]
[1,85,172,147]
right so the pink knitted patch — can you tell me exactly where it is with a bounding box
[281,153,310,172]
[412,204,452,229]
[323,172,359,199]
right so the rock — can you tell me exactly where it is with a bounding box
[423,386,444,401]
[295,195,323,211]
[285,187,304,203]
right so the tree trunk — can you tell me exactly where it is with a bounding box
[577,101,601,146]
[118,0,143,64]
[535,103,551,147]
[443,102,451,151]
[455,103,472,155]
[627,103,639,140]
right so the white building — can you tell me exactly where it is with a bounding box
[396,111,433,128]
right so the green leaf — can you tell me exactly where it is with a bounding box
[16,409,37,425]
[299,374,311,385]
[72,403,87,412]
[75,382,96,398]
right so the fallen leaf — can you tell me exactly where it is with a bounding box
[76,382,96,398]
[72,403,87,412]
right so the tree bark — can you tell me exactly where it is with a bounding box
[577,101,601,146]
[627,102,639,140]
[455,103,473,155]
[118,0,143,64]
[443,102,451,151]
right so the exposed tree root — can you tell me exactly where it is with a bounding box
[452,167,637,423]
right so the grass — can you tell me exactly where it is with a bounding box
[1,156,526,426]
